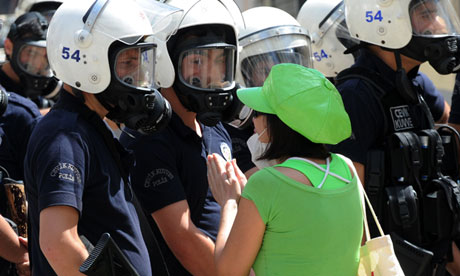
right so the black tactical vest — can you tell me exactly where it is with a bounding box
[337,67,460,276]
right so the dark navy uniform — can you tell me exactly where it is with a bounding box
[24,91,151,276]
[0,68,22,97]
[223,123,255,173]
[120,112,232,276]
[449,74,460,124]
[332,49,444,164]
[414,72,446,122]
[0,91,41,180]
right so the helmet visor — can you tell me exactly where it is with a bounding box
[114,44,156,89]
[178,46,236,90]
[86,0,184,46]
[134,0,184,41]
[17,41,52,77]
[410,0,460,36]
[241,46,311,87]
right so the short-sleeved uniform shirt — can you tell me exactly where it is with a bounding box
[24,91,151,276]
[120,112,232,275]
[332,49,445,165]
[413,72,445,122]
[0,90,41,181]
[449,74,460,124]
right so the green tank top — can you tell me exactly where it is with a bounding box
[275,153,352,190]
[242,153,363,275]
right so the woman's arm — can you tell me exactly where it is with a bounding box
[207,155,265,276]
[215,197,265,276]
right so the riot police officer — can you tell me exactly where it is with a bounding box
[297,0,450,124]
[0,12,59,110]
[332,0,460,274]
[120,1,241,275]
[23,0,178,274]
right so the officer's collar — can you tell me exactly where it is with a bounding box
[53,88,103,123]
[55,87,84,107]
[357,49,420,81]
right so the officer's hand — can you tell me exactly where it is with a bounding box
[16,237,30,276]
[207,153,241,206]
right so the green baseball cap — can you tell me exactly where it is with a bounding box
[237,63,351,145]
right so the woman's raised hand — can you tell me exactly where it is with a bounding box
[207,153,241,207]
[230,159,247,192]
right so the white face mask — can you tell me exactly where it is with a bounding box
[246,129,277,169]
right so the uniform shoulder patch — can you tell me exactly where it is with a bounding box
[50,162,82,185]
[220,142,232,162]
[144,168,174,189]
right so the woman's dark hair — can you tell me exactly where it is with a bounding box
[259,113,330,161]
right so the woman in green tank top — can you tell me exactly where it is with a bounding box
[207,64,363,275]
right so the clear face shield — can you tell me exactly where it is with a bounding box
[239,25,312,87]
[17,41,52,78]
[89,0,184,46]
[320,2,360,53]
[178,45,236,91]
[241,47,311,87]
[409,0,460,36]
[400,0,460,74]
[114,44,156,90]
[134,0,184,41]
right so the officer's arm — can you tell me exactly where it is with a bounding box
[39,206,88,276]
[0,214,28,264]
[152,200,217,276]
[437,100,451,124]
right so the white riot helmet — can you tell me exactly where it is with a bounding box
[237,7,312,88]
[297,0,358,78]
[160,0,240,127]
[344,0,460,74]
[47,0,183,133]
[230,7,312,129]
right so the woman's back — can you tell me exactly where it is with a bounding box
[242,154,363,275]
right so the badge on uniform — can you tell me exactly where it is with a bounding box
[220,142,232,162]
[390,105,414,131]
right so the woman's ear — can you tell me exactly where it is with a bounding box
[3,38,13,57]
